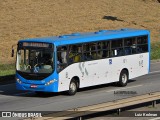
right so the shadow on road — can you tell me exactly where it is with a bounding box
[77,79,136,93]
[0,75,15,85]
[0,79,136,98]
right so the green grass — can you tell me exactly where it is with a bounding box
[0,64,15,76]
[151,42,160,60]
[0,64,15,83]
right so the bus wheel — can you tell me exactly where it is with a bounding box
[118,70,128,87]
[68,80,78,95]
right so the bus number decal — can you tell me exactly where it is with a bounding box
[123,59,127,63]
[109,59,112,65]
[139,60,143,66]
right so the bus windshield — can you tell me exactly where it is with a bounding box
[16,48,54,74]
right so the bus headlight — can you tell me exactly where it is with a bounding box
[45,79,57,86]
[16,78,22,84]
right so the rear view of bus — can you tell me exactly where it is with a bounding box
[15,28,150,95]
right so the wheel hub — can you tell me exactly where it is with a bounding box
[122,74,127,83]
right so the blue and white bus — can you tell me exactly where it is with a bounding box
[15,28,150,95]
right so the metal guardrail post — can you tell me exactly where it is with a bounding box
[117,108,121,115]
[152,100,156,108]
[78,116,82,120]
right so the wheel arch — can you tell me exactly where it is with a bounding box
[121,68,129,78]
[71,76,80,88]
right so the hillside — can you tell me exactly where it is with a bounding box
[0,0,160,64]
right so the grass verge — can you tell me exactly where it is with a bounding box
[0,64,15,76]
[151,41,160,60]
[0,64,15,84]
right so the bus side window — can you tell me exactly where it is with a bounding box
[101,41,110,58]
[124,47,131,55]
[57,46,68,72]
[96,42,109,59]
[137,36,148,53]
[58,46,68,64]
[124,38,132,55]
[61,47,67,63]
[111,39,123,57]
[68,45,82,63]
[131,38,137,54]
[83,43,97,61]
[96,42,101,59]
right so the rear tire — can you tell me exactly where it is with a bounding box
[117,70,128,87]
[68,79,78,95]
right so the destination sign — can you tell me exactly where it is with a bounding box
[22,42,50,48]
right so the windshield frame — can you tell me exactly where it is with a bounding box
[16,42,55,80]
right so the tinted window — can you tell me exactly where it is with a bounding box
[57,46,68,72]
[68,44,82,63]
[111,39,123,57]
[137,36,148,53]
[97,41,110,58]
[137,36,148,44]
[124,37,137,55]
[112,39,122,48]
[83,43,97,60]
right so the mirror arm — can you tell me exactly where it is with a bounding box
[11,44,17,57]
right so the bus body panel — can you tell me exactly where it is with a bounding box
[58,52,149,92]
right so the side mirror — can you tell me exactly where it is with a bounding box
[11,47,14,57]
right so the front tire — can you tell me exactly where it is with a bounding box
[68,80,78,95]
[117,70,128,87]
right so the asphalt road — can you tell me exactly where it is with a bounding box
[0,62,160,113]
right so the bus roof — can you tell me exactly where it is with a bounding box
[19,28,150,46]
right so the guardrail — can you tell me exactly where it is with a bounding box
[29,91,160,120]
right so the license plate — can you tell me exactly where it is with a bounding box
[30,85,37,88]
